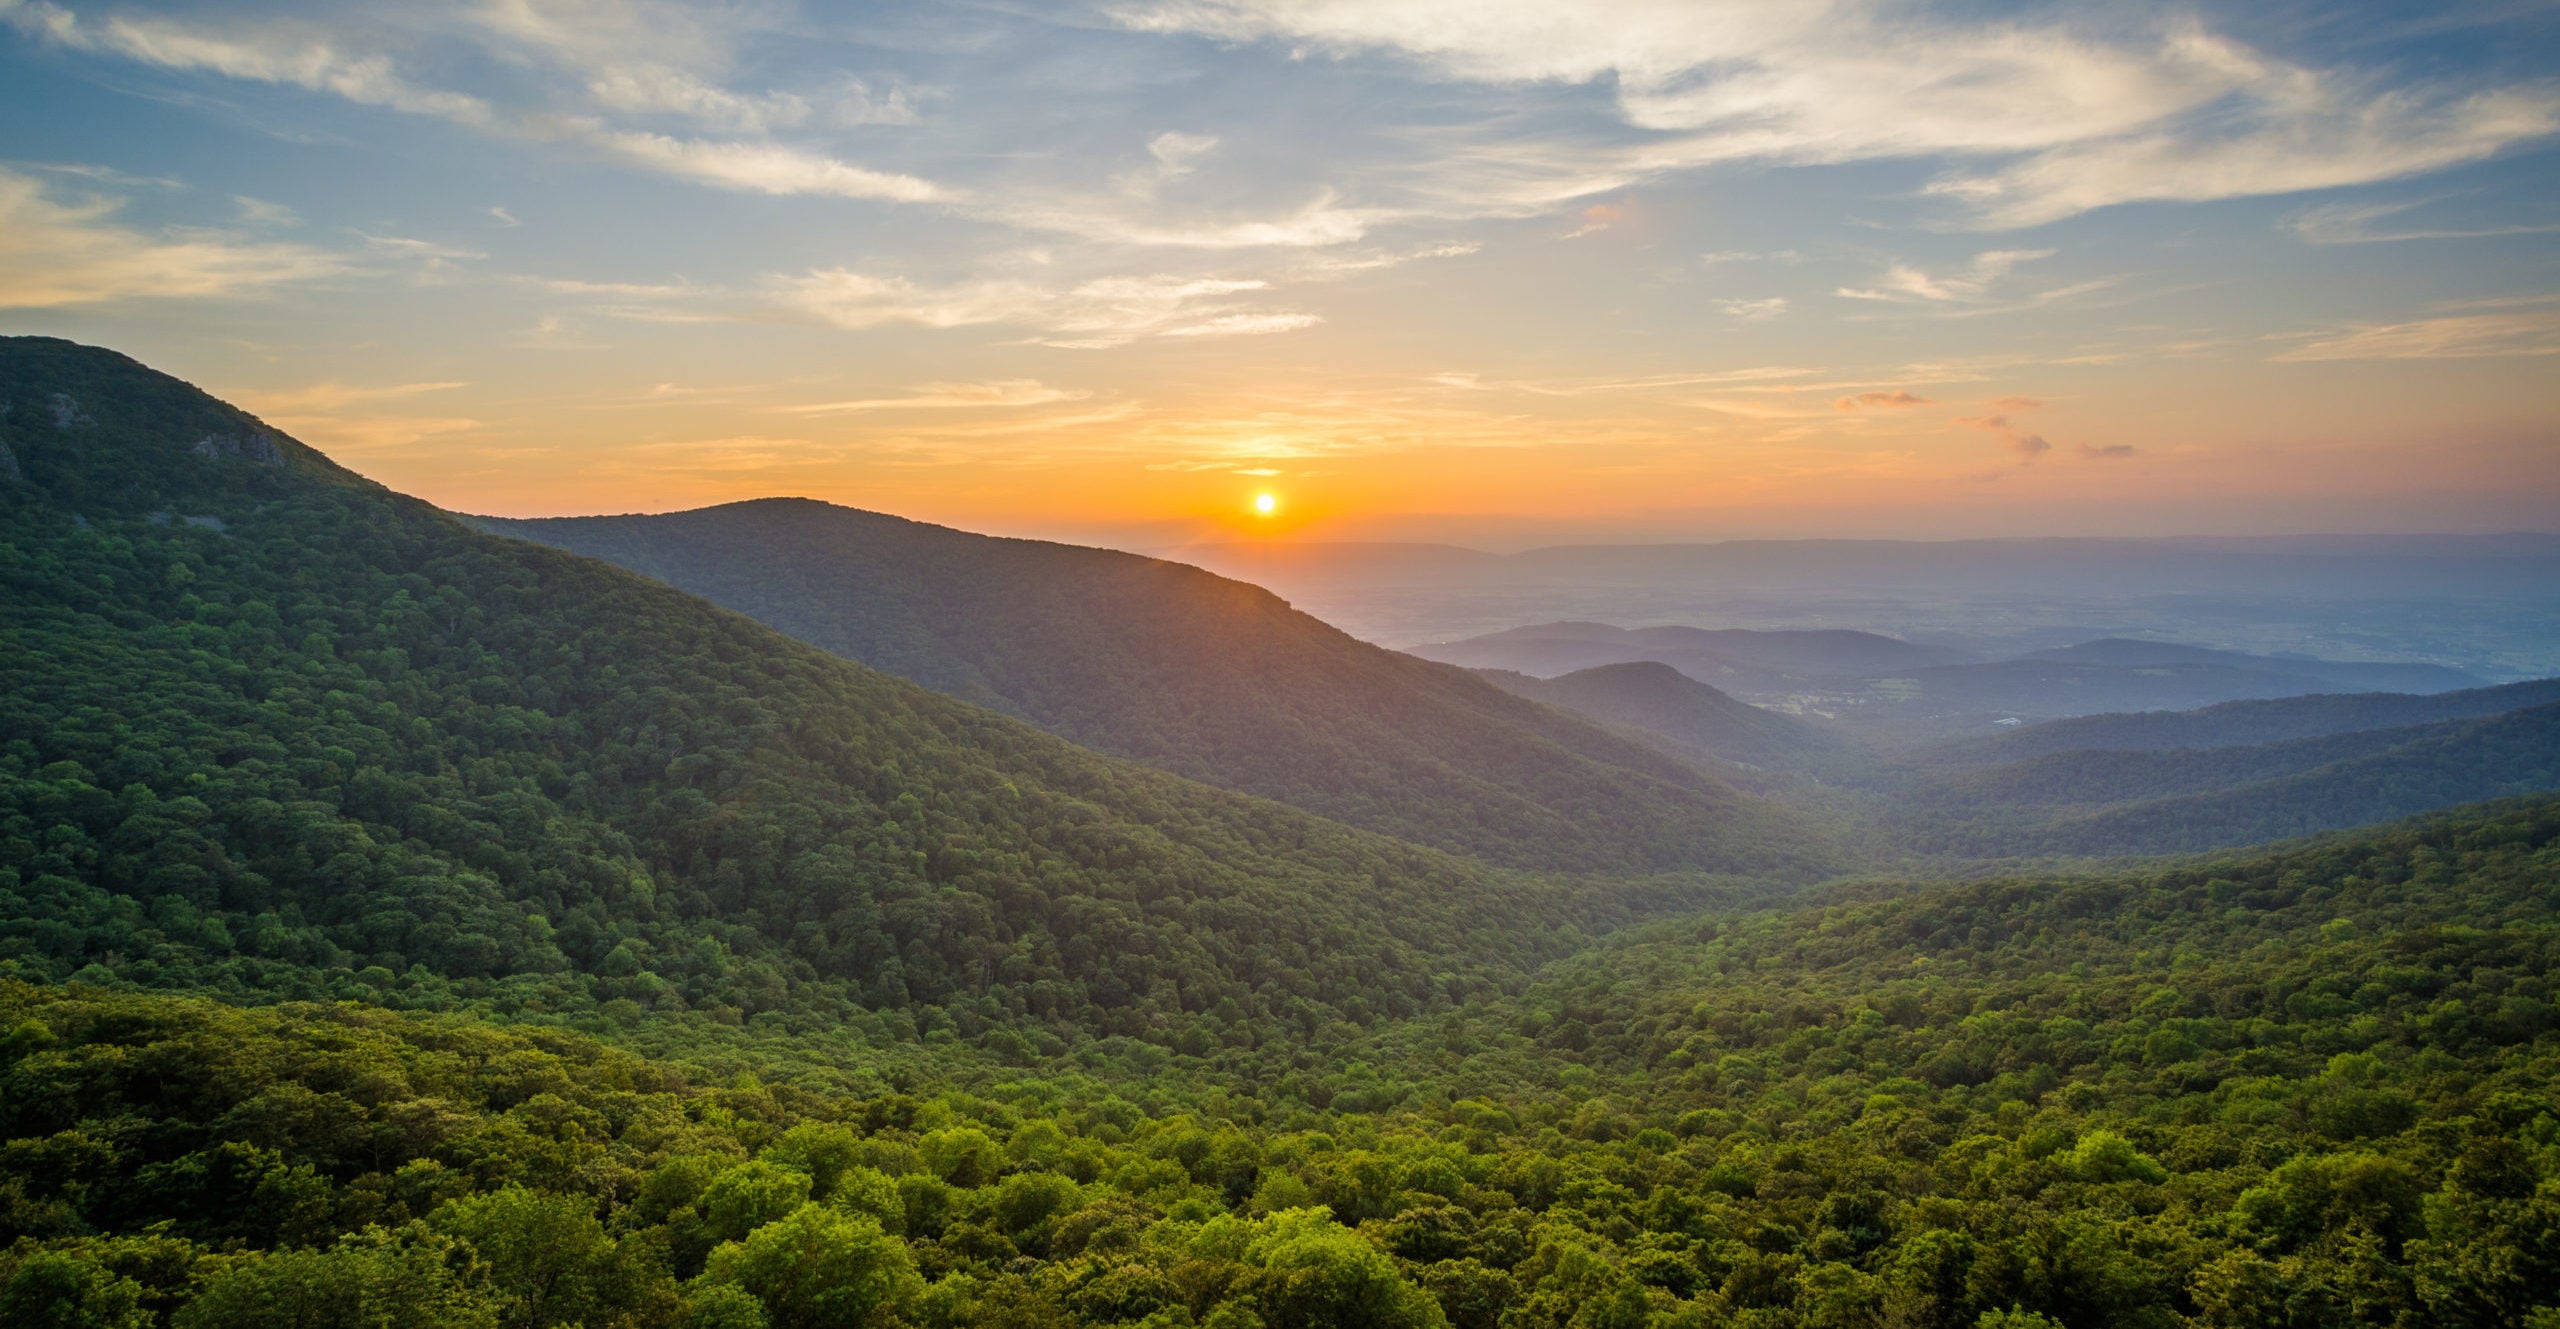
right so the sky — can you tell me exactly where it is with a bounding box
[1,0,2556,549]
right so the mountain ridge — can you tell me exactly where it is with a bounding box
[479,498,1831,875]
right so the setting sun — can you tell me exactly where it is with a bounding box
[1253,492,1278,516]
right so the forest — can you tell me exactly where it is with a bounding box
[0,337,2555,1328]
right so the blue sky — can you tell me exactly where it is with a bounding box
[2,0,2555,545]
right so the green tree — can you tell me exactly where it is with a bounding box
[170,1224,498,1329]
[697,1204,918,1329]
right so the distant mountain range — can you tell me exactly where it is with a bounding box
[1412,618,2489,733]
[1933,677,2560,763]
[1174,537,2560,678]
[1458,645,2560,860]
[2020,637,2481,693]
[479,500,1828,876]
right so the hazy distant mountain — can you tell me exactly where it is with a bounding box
[1886,659,2360,717]
[1172,538,2560,678]
[2022,637,2482,693]
[482,500,1829,875]
[1935,677,2560,764]
[1414,618,2496,735]
[1474,662,1858,776]
[1410,621,1964,697]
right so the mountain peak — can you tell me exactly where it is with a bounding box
[0,335,357,516]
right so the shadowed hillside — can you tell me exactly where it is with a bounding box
[1472,661,1858,778]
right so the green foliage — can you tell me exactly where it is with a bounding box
[699,1205,917,1329]
[169,1224,498,1329]
[0,797,2554,1326]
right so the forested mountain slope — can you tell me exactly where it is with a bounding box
[2007,702,2560,856]
[479,500,1821,874]
[2,797,2553,1329]
[0,337,1809,1049]
[1932,675,2560,763]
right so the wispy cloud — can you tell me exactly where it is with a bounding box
[1835,389,1931,410]
[1114,2,2559,229]
[1838,250,2052,303]
[234,380,466,412]
[777,380,1089,415]
[0,166,343,307]
[232,194,299,227]
[1714,296,1787,320]
[2284,198,2560,245]
[231,379,478,452]
[769,269,1321,348]
[2273,308,2560,361]
[1,0,945,208]
[591,130,942,202]
[10,160,186,189]
[1955,413,2053,464]
[0,0,494,122]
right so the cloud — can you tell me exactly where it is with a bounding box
[2283,198,2560,245]
[777,380,1089,415]
[1157,311,1323,337]
[1933,85,2560,229]
[1562,201,1625,239]
[0,0,494,123]
[1834,389,1931,410]
[998,189,1381,249]
[2272,309,2560,361]
[234,380,467,412]
[506,313,607,349]
[1516,366,1819,397]
[358,232,486,270]
[769,269,1321,348]
[487,205,520,226]
[1128,131,1219,192]
[591,131,943,202]
[1987,395,2044,410]
[1955,413,2051,464]
[2076,441,2135,459]
[0,166,344,307]
[232,195,299,227]
[227,379,478,452]
[1714,296,1787,320]
[2,0,946,208]
[1113,2,2559,228]
[1839,249,2052,303]
[8,160,186,189]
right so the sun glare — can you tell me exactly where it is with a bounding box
[1253,492,1278,516]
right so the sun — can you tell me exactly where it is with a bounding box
[1252,492,1278,516]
